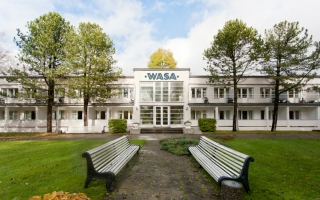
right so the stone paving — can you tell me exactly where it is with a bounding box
[107,140,219,200]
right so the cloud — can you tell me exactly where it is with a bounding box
[164,0,320,75]
[1,0,319,76]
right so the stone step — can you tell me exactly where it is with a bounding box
[140,128,183,134]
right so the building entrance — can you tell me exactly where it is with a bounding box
[156,106,169,126]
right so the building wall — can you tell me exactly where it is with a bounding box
[0,70,319,133]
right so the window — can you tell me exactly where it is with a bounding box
[170,82,183,102]
[214,88,230,98]
[140,82,154,102]
[261,110,265,120]
[269,111,274,120]
[141,82,183,102]
[71,111,82,120]
[260,88,274,98]
[238,88,253,98]
[288,89,299,98]
[118,110,132,119]
[96,111,106,119]
[170,106,183,124]
[24,111,36,120]
[238,110,253,120]
[289,111,300,120]
[219,110,230,120]
[191,110,207,120]
[140,106,153,124]
[9,111,18,120]
[118,88,134,98]
[2,88,19,98]
[0,111,4,120]
[191,88,207,98]
[59,110,65,119]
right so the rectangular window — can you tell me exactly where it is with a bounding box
[170,106,183,125]
[96,111,106,119]
[140,106,153,124]
[117,110,132,119]
[71,111,77,120]
[289,111,300,120]
[118,88,134,98]
[0,111,4,120]
[238,110,253,120]
[192,88,207,99]
[78,111,82,120]
[214,88,230,98]
[141,82,183,102]
[219,110,230,120]
[289,89,299,98]
[59,110,65,119]
[260,88,274,98]
[140,82,154,102]
[24,111,36,120]
[191,110,206,120]
[261,110,265,119]
[2,88,19,98]
[9,111,18,120]
[238,88,253,98]
[269,111,274,120]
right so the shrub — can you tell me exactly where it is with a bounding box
[159,138,199,156]
[198,118,216,132]
[108,119,127,134]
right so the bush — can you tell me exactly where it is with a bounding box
[159,138,199,156]
[198,118,216,132]
[108,119,127,134]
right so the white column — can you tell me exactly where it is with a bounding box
[35,107,39,131]
[5,106,8,131]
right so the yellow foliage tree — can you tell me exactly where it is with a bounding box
[148,48,177,68]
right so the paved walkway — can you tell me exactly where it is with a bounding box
[107,140,218,200]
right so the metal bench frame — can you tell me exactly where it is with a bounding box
[188,136,254,193]
[82,136,140,191]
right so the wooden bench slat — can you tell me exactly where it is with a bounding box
[82,136,140,191]
[188,136,254,193]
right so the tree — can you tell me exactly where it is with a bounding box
[204,19,261,131]
[259,21,320,131]
[148,48,177,68]
[65,22,122,127]
[6,12,72,132]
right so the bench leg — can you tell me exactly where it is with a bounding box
[84,175,93,188]
[105,172,116,191]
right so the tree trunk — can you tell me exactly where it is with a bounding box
[84,97,89,126]
[47,81,55,133]
[233,78,238,131]
[271,67,281,131]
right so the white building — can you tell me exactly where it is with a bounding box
[0,68,319,133]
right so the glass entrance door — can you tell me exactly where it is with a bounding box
[156,106,169,126]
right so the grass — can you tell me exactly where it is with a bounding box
[204,130,320,134]
[0,139,146,200]
[160,137,320,200]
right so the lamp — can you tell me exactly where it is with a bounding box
[136,107,138,110]
[186,107,188,110]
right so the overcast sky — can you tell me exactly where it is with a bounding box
[1,0,320,76]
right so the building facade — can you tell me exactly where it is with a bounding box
[0,68,320,133]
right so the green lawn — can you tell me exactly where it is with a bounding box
[213,138,320,200]
[0,139,145,200]
[1,138,319,199]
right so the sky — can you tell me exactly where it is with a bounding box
[1,0,320,76]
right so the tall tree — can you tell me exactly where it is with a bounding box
[65,22,122,127]
[259,21,320,131]
[148,48,177,68]
[204,19,261,131]
[6,12,72,132]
